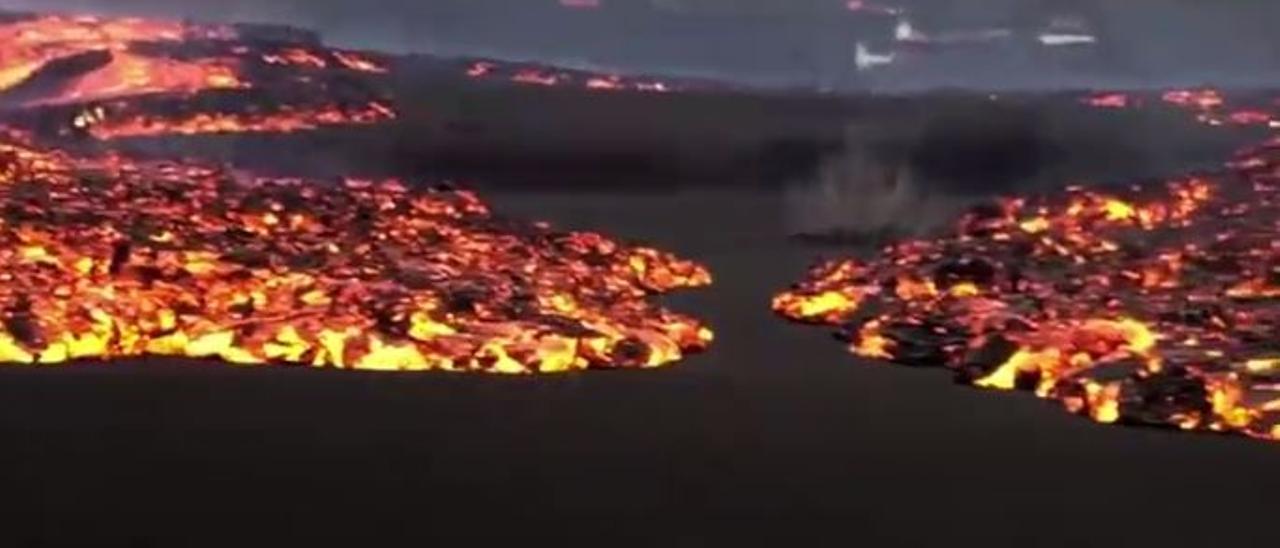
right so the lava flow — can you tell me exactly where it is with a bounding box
[0,133,711,372]
[776,90,1280,442]
[464,60,679,93]
[0,12,396,140]
[0,11,713,373]
[66,99,396,140]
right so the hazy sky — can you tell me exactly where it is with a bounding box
[4,1,1280,90]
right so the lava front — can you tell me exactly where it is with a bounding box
[0,12,714,373]
[0,135,711,372]
[776,90,1280,442]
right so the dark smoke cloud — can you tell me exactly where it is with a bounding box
[5,0,1280,91]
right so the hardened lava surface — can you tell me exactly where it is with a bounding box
[0,134,712,372]
[776,89,1280,442]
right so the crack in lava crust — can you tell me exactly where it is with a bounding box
[776,89,1280,442]
[0,134,712,372]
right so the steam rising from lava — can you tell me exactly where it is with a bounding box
[776,88,1280,441]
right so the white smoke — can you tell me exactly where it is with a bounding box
[784,129,974,238]
[855,42,895,72]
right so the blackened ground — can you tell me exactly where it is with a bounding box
[1,89,1275,547]
[95,71,1254,189]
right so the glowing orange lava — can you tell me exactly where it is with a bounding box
[0,133,712,372]
[0,12,713,373]
[464,60,678,93]
[776,89,1280,442]
[72,101,396,140]
[0,14,236,99]
[29,52,247,107]
[0,12,396,139]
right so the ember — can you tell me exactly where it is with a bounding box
[775,89,1280,442]
[0,133,711,372]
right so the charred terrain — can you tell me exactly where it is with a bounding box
[0,9,1277,548]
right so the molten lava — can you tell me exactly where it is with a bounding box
[0,11,713,373]
[0,133,711,372]
[0,14,232,94]
[29,52,246,107]
[777,89,1280,442]
[0,14,239,101]
[464,60,679,93]
[71,100,396,140]
[0,12,396,139]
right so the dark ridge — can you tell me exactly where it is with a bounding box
[0,50,113,107]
